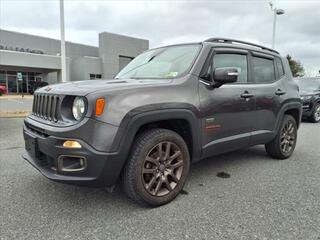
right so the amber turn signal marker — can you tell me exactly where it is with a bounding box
[63,140,82,148]
[95,98,105,116]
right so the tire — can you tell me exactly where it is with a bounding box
[309,103,320,123]
[123,128,190,206]
[265,115,298,160]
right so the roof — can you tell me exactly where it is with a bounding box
[204,37,280,55]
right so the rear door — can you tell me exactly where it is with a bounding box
[249,52,286,144]
[199,48,256,158]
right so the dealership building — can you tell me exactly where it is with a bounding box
[0,29,149,94]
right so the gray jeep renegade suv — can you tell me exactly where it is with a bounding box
[23,38,302,206]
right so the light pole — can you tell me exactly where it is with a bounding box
[59,0,67,82]
[269,2,285,49]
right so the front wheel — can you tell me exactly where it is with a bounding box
[123,128,190,206]
[309,103,320,123]
[265,115,298,159]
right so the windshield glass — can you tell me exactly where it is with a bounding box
[296,79,320,91]
[115,44,201,79]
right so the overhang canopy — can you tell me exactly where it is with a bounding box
[0,50,61,70]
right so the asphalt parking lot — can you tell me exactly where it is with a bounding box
[0,118,319,240]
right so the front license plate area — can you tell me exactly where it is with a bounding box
[25,133,38,158]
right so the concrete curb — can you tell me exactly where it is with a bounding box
[0,111,30,118]
[0,95,33,100]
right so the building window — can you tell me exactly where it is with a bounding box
[90,73,102,80]
[0,71,6,93]
[0,70,44,94]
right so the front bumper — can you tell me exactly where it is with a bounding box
[22,117,124,187]
[301,99,314,117]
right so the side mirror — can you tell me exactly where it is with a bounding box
[213,67,239,87]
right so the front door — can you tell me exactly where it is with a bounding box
[199,49,256,158]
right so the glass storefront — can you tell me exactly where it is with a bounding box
[0,70,43,94]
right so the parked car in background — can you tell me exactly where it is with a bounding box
[23,38,302,206]
[0,84,7,95]
[28,81,49,94]
[295,77,320,123]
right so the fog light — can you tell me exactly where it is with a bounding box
[63,140,82,148]
[58,155,87,172]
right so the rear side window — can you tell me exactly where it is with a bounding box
[253,57,275,83]
[213,54,248,83]
[275,57,285,77]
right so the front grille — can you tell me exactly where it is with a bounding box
[32,93,60,122]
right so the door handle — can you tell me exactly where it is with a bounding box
[275,89,286,96]
[241,91,254,99]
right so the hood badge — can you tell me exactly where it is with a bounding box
[44,86,52,92]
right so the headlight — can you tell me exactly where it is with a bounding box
[301,95,312,100]
[72,97,86,120]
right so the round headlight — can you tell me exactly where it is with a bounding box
[72,97,86,120]
[301,95,312,100]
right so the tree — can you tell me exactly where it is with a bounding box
[286,55,305,77]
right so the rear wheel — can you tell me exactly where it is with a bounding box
[309,103,320,123]
[265,115,297,159]
[123,128,190,206]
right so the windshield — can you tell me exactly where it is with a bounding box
[296,79,320,91]
[115,44,201,79]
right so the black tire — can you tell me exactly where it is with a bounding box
[123,128,190,206]
[309,103,320,123]
[265,115,298,160]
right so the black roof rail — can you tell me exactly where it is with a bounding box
[204,38,279,54]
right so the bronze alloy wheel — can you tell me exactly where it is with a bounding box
[265,115,298,159]
[123,128,190,206]
[280,120,296,154]
[142,141,183,197]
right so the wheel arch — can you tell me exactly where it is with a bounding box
[276,102,302,133]
[108,108,202,185]
[314,98,320,105]
[114,109,202,161]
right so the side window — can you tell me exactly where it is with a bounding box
[252,57,275,83]
[275,57,285,78]
[212,54,248,83]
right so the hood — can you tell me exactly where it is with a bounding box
[299,89,318,96]
[36,79,173,96]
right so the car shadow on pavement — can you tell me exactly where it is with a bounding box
[23,145,271,210]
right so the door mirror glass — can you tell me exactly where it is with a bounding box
[213,67,239,84]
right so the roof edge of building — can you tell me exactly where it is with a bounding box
[0,28,98,49]
[99,31,149,42]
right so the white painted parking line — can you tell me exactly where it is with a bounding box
[10,100,25,104]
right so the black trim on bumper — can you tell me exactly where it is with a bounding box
[22,125,123,187]
[302,102,315,117]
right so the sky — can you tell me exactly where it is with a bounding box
[0,0,319,76]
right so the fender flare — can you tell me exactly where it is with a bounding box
[274,101,302,134]
[111,108,202,164]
